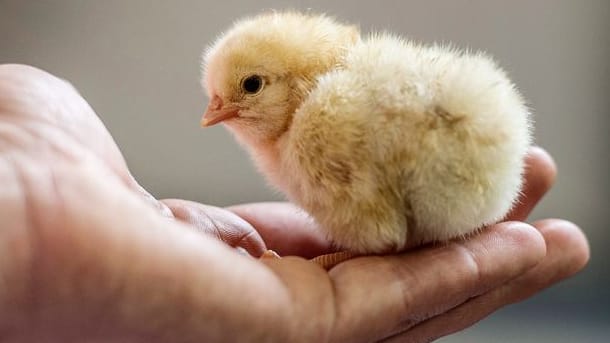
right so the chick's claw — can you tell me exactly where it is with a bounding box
[310,251,360,270]
[260,249,357,270]
[260,249,282,260]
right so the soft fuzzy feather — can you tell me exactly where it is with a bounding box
[202,12,531,253]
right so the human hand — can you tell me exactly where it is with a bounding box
[0,64,588,342]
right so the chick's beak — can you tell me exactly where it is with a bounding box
[201,95,239,127]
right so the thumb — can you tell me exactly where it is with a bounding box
[162,199,267,257]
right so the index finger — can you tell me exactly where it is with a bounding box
[264,222,546,343]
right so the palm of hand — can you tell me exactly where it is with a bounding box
[0,64,588,342]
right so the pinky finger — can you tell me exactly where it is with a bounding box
[381,219,589,343]
[504,147,557,222]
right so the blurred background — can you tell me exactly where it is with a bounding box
[1,0,608,341]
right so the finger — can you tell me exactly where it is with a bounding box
[0,64,170,217]
[385,219,589,343]
[162,199,267,257]
[0,64,129,183]
[504,146,557,221]
[325,222,546,343]
[227,202,334,258]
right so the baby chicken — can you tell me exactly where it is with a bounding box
[201,12,531,254]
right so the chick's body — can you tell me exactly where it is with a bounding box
[202,13,531,253]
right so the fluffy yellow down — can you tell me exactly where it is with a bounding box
[202,11,531,253]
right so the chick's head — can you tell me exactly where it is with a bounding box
[201,12,359,145]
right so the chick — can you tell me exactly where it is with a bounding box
[201,12,531,254]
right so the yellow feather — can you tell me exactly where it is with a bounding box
[202,12,531,253]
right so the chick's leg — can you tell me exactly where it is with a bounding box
[260,250,281,260]
[310,251,361,270]
[309,202,408,270]
[260,249,357,270]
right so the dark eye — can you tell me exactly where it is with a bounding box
[242,75,264,94]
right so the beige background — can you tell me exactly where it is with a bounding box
[1,1,608,341]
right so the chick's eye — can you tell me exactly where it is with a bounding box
[242,75,263,94]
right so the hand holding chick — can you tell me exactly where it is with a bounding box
[201,12,531,255]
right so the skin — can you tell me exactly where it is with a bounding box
[0,64,589,342]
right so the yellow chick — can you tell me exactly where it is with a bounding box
[201,12,531,254]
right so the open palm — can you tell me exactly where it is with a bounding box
[0,64,588,342]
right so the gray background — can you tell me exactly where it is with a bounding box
[1,0,608,341]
